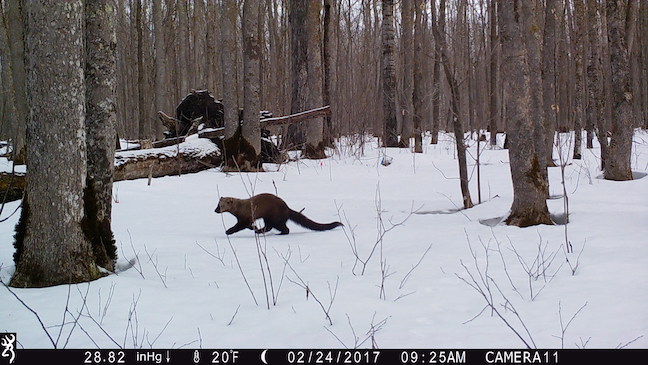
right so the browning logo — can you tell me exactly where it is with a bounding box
[0,333,15,364]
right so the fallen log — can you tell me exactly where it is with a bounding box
[114,135,221,181]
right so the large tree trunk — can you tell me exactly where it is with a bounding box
[285,1,308,149]
[85,0,118,272]
[11,0,101,287]
[542,0,560,167]
[500,1,552,227]
[522,0,550,195]
[586,0,607,169]
[573,0,587,160]
[239,0,262,171]
[604,0,635,181]
[303,0,326,159]
[220,0,239,141]
[285,0,326,158]
[381,0,398,147]
[323,0,337,145]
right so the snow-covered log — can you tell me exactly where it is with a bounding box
[114,135,220,181]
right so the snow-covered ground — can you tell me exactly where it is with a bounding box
[1,131,647,349]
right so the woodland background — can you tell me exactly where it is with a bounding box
[2,0,646,147]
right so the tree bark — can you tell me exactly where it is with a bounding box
[586,0,607,167]
[0,11,20,151]
[381,0,398,147]
[85,0,118,271]
[136,0,150,140]
[285,0,308,149]
[488,0,499,147]
[522,0,549,195]
[500,1,552,227]
[604,0,635,181]
[430,0,445,145]
[3,0,27,162]
[177,0,190,96]
[303,0,326,159]
[241,0,262,170]
[431,4,474,210]
[153,0,168,117]
[399,0,414,149]
[220,0,239,140]
[323,0,337,144]
[412,0,425,153]
[11,0,102,287]
[542,0,560,167]
[573,0,587,160]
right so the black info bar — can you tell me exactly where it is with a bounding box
[1,349,646,365]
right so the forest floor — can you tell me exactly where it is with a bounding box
[1,131,647,349]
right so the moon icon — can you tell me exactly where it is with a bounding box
[261,349,269,364]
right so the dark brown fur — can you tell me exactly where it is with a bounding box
[215,193,343,235]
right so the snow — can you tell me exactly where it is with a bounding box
[1,131,647,350]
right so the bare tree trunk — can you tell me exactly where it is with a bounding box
[3,0,27,162]
[206,0,220,96]
[193,0,206,89]
[11,0,101,287]
[323,0,337,144]
[241,0,262,169]
[488,0,499,146]
[642,2,648,129]
[573,0,586,160]
[177,0,190,95]
[0,10,20,150]
[522,0,549,195]
[285,0,308,149]
[604,0,635,181]
[431,5,474,210]
[500,1,552,227]
[85,0,118,272]
[220,0,239,140]
[303,1,326,159]
[586,0,607,168]
[153,0,168,118]
[381,0,398,147]
[430,0,445,145]
[542,0,560,167]
[136,0,150,140]
[412,0,424,153]
[399,0,414,148]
